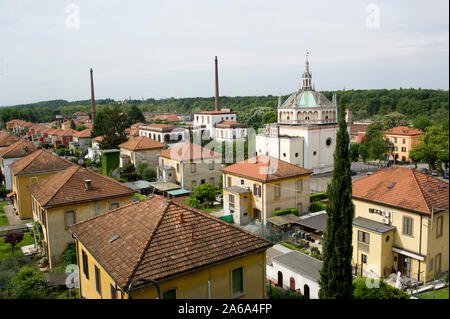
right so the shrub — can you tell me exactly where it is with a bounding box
[311,201,327,212]
[273,208,299,217]
[3,232,24,256]
[310,192,327,202]
[142,167,156,182]
[352,277,409,299]
[62,243,77,267]
[10,266,49,299]
[0,186,7,198]
[185,197,201,209]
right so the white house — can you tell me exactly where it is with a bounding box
[266,244,322,299]
[193,109,247,140]
[138,124,189,144]
[214,121,248,142]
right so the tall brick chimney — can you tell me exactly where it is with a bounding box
[90,68,96,123]
[214,56,219,111]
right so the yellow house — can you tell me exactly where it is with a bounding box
[383,126,423,162]
[118,135,165,169]
[157,142,222,191]
[221,155,312,226]
[28,165,135,269]
[70,195,273,299]
[352,167,449,283]
[9,149,74,219]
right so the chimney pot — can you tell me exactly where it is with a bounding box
[84,179,92,190]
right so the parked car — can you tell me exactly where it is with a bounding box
[431,170,439,176]
[420,168,429,174]
[443,171,449,179]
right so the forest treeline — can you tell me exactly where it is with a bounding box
[1,88,448,130]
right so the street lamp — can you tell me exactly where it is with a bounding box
[127,278,162,299]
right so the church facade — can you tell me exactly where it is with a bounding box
[255,54,342,174]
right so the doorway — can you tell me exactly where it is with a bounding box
[398,254,411,277]
[277,271,283,288]
[303,284,310,298]
[289,277,295,291]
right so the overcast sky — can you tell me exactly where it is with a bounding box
[0,0,448,106]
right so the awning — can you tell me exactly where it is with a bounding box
[6,191,16,198]
[392,247,425,261]
[148,181,181,192]
[167,189,191,196]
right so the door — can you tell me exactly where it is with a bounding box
[253,209,261,222]
[277,271,283,288]
[303,284,310,298]
[398,254,411,277]
[289,277,295,291]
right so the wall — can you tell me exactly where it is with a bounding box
[77,240,267,299]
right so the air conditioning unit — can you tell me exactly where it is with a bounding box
[382,211,390,217]
[382,218,390,225]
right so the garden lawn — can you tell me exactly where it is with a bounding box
[416,287,449,299]
[0,232,34,260]
[200,205,223,214]
[0,215,9,226]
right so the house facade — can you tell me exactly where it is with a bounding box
[28,165,135,268]
[157,142,222,191]
[119,136,165,168]
[351,167,449,283]
[383,126,423,162]
[70,196,272,299]
[221,155,312,226]
[138,124,189,145]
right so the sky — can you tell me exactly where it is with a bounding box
[0,0,448,106]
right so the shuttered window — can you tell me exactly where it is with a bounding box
[402,216,413,236]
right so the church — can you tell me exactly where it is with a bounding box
[256,54,348,174]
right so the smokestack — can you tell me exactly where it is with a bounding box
[214,56,219,111]
[90,68,96,123]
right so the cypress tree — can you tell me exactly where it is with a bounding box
[319,92,355,299]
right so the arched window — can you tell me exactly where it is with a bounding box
[289,277,295,291]
[303,284,310,298]
[277,271,283,288]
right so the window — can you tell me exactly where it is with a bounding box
[95,265,101,296]
[232,267,244,296]
[65,210,75,229]
[201,179,205,184]
[429,258,434,271]
[163,289,177,299]
[229,194,235,208]
[109,203,119,210]
[401,147,406,152]
[326,138,332,146]
[394,137,397,143]
[191,163,196,173]
[274,184,281,198]
[110,284,116,299]
[402,139,406,144]
[240,179,244,185]
[436,216,443,238]
[297,179,303,192]
[82,250,89,279]
[358,230,370,244]
[209,161,214,170]
[191,180,197,189]
[30,177,38,184]
[361,254,367,264]
[253,184,261,197]
[402,216,413,236]
[395,146,398,151]
[176,163,180,173]
[227,177,232,187]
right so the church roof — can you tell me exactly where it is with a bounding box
[280,89,334,109]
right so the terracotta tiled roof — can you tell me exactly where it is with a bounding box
[352,167,449,214]
[130,122,145,129]
[221,155,312,182]
[70,195,272,290]
[349,124,369,135]
[119,136,165,151]
[92,135,104,142]
[9,149,74,176]
[28,165,135,208]
[0,132,21,147]
[215,121,247,128]
[158,142,221,162]
[56,128,77,137]
[0,139,38,159]
[73,129,91,138]
[384,126,423,136]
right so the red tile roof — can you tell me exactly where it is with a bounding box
[0,132,21,147]
[119,136,165,151]
[9,149,74,176]
[384,126,423,136]
[70,195,272,290]
[73,129,91,138]
[158,142,221,162]
[352,167,449,214]
[221,155,312,182]
[197,110,235,115]
[28,165,135,208]
[0,139,39,159]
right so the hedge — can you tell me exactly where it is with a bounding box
[311,201,327,213]
[310,192,327,202]
[273,208,299,217]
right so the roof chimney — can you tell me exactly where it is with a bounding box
[90,68,96,123]
[84,179,92,190]
[180,211,184,223]
[214,56,220,111]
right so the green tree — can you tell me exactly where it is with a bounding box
[120,162,138,181]
[137,162,148,178]
[353,278,408,299]
[142,166,157,182]
[192,183,216,208]
[185,196,201,209]
[358,144,368,162]
[10,266,49,299]
[413,114,432,132]
[70,119,76,130]
[3,232,24,256]
[260,110,278,127]
[411,126,449,170]
[319,93,354,299]
[92,105,129,149]
[349,143,360,162]
[409,148,422,169]
[379,112,410,130]
[126,104,145,125]
[76,124,86,131]
[368,135,391,162]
